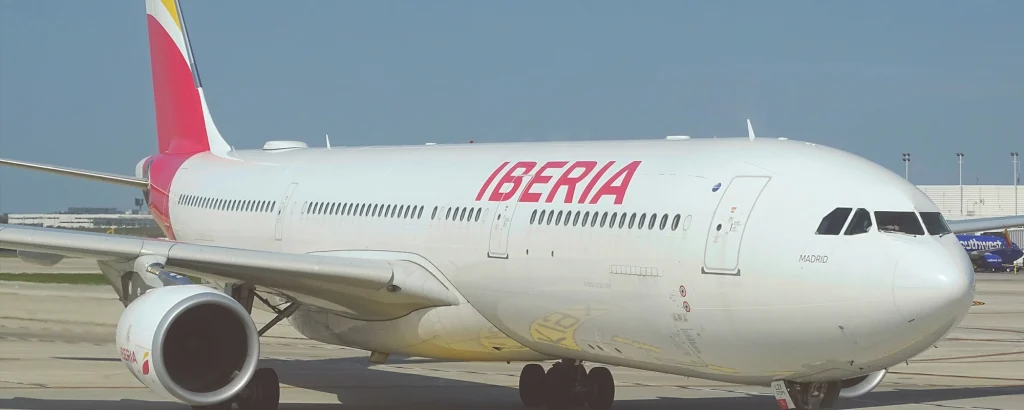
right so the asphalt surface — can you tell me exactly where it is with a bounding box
[0,273,1021,410]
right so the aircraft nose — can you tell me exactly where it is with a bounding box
[893,247,974,332]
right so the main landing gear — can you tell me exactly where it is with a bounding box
[519,359,615,410]
[192,284,297,410]
[193,368,280,410]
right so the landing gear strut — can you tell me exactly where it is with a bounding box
[519,359,615,410]
[191,285,297,410]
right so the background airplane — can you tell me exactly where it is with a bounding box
[957,230,1023,272]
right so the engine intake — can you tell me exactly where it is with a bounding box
[116,284,260,406]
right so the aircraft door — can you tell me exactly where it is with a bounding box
[487,175,534,259]
[702,176,770,275]
[275,183,299,241]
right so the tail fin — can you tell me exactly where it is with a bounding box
[146,0,230,156]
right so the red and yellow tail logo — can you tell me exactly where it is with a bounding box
[145,0,230,156]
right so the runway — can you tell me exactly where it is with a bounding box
[0,273,1021,410]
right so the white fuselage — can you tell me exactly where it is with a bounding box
[162,137,974,385]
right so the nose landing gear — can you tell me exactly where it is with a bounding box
[518,359,615,410]
[775,380,842,410]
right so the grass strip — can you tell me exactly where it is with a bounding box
[0,273,204,285]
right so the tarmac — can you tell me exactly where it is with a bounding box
[0,266,1021,410]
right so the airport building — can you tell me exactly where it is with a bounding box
[3,206,156,229]
[919,185,1022,220]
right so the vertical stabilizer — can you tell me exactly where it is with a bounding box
[146,0,231,156]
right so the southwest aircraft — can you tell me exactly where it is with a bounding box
[3,2,1024,410]
[957,230,1023,272]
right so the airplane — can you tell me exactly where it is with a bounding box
[3,1,1024,410]
[956,229,1023,272]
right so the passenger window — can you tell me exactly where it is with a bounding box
[919,212,952,236]
[618,213,626,229]
[874,211,925,236]
[431,206,438,220]
[609,212,617,228]
[671,214,681,230]
[582,211,590,226]
[547,210,554,225]
[573,211,580,226]
[628,213,636,229]
[815,207,853,235]
[530,210,538,224]
[591,212,598,227]
[474,207,481,221]
[638,213,647,229]
[844,208,872,235]
[659,214,668,230]
[460,207,467,221]
[556,211,564,226]
[600,212,608,227]
[648,213,657,230]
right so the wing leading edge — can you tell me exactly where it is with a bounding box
[0,158,149,188]
[0,224,459,320]
[946,215,1024,234]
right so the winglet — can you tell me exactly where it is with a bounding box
[747,119,756,141]
[326,134,332,150]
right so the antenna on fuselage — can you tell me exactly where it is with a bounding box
[325,134,332,150]
[747,119,756,141]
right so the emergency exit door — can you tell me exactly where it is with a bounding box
[274,183,299,241]
[487,175,533,259]
[702,176,770,275]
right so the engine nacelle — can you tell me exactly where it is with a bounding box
[839,369,887,398]
[116,284,260,406]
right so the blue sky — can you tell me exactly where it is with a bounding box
[1,1,1022,213]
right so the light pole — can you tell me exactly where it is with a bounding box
[957,152,964,216]
[1013,152,1019,216]
[902,153,911,181]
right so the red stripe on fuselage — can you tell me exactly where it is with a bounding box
[146,15,209,154]
[146,153,196,240]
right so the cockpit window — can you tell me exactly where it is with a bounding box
[919,212,952,236]
[815,207,852,235]
[844,208,872,235]
[874,211,925,236]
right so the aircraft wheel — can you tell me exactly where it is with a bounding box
[586,367,614,410]
[192,402,231,410]
[236,368,280,410]
[519,363,547,408]
[544,364,575,409]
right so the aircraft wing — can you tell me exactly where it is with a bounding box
[0,224,459,320]
[946,216,1024,234]
[0,157,149,188]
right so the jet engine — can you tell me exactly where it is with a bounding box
[115,284,260,407]
[838,369,887,398]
